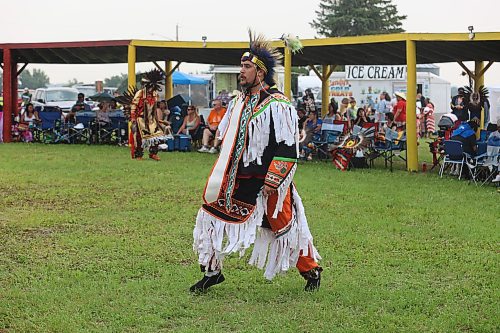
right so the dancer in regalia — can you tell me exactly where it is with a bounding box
[191,32,322,292]
[129,69,169,161]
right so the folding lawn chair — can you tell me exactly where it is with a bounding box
[37,107,63,143]
[110,114,128,146]
[312,121,347,160]
[439,140,465,180]
[71,113,95,144]
[465,144,500,186]
[368,129,406,172]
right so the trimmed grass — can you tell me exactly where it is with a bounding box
[0,144,498,333]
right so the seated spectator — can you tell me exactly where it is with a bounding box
[72,93,92,112]
[198,99,226,154]
[301,110,322,161]
[297,108,307,143]
[376,113,396,143]
[109,98,118,111]
[384,112,395,131]
[19,103,40,142]
[297,108,307,130]
[354,107,369,127]
[450,120,479,156]
[156,100,172,136]
[65,102,84,124]
[96,102,111,127]
[177,105,201,136]
[323,100,341,123]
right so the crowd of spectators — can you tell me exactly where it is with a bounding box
[11,90,210,147]
[7,84,498,185]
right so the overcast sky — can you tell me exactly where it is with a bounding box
[2,0,500,87]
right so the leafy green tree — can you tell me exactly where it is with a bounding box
[311,0,406,37]
[104,74,128,88]
[19,68,50,89]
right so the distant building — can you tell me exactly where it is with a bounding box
[209,65,284,100]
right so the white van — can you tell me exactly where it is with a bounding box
[33,87,79,112]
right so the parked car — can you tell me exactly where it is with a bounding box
[32,87,79,112]
[103,87,118,96]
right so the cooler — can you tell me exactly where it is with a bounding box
[174,134,191,152]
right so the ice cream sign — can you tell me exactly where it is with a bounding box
[346,65,407,80]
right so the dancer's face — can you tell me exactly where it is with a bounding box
[239,60,265,89]
[239,60,257,88]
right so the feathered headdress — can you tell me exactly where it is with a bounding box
[141,69,164,92]
[463,85,489,106]
[242,30,283,86]
[115,86,139,106]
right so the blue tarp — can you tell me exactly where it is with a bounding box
[172,71,207,85]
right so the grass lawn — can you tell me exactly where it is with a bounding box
[0,143,498,332]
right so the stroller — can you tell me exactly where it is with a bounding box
[428,113,459,170]
[437,113,458,140]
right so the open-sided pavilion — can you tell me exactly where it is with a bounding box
[2,32,500,171]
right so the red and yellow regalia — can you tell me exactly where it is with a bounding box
[129,70,169,160]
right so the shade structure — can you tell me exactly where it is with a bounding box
[89,92,114,102]
[172,71,207,85]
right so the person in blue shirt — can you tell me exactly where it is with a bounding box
[301,110,322,160]
[71,93,92,112]
[451,120,478,156]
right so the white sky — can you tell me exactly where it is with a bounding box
[2,0,500,87]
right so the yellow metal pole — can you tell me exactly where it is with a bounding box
[474,61,484,92]
[321,65,331,117]
[165,60,173,100]
[127,45,136,89]
[284,47,292,100]
[474,61,485,131]
[406,39,418,172]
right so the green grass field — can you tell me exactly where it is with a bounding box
[0,144,498,332]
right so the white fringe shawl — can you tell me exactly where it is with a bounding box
[242,100,299,167]
[192,187,321,280]
[193,194,266,272]
[142,134,170,149]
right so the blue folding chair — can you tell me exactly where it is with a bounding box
[71,114,95,144]
[110,115,128,145]
[479,130,490,142]
[439,140,465,179]
[37,109,63,143]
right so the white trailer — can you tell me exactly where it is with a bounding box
[297,69,451,118]
[487,86,500,124]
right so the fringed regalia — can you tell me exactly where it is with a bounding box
[193,86,321,280]
[129,69,169,159]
